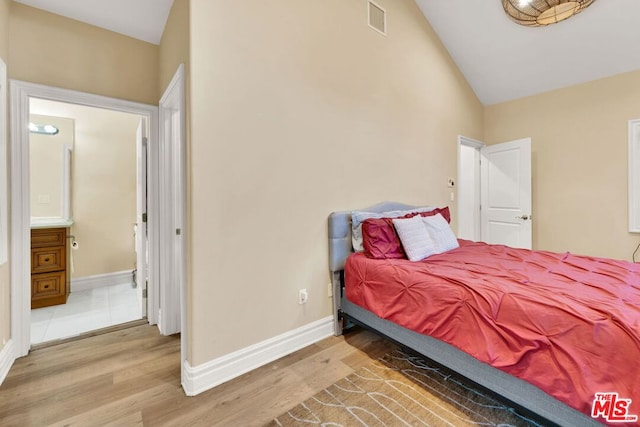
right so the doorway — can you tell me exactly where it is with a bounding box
[9,80,160,357]
[457,135,532,248]
[28,99,146,345]
[457,136,483,241]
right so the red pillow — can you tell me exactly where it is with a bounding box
[404,206,451,223]
[361,207,452,259]
[362,218,406,259]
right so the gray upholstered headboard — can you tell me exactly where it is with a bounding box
[328,201,421,273]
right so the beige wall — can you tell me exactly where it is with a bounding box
[43,104,138,279]
[29,114,74,219]
[0,0,8,59]
[485,69,640,260]
[8,2,159,105]
[0,0,9,352]
[71,107,138,278]
[159,0,189,95]
[188,0,483,365]
[30,101,138,279]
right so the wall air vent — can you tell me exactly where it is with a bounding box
[368,1,386,35]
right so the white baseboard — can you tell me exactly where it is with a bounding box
[71,270,134,292]
[182,315,334,396]
[0,339,15,386]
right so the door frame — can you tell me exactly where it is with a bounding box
[136,118,149,318]
[158,65,187,385]
[457,136,532,247]
[158,64,186,338]
[457,135,484,241]
[9,80,160,357]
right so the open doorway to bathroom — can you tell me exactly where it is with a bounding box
[28,98,146,345]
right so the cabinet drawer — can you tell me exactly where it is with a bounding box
[31,246,65,273]
[31,228,66,247]
[32,272,65,300]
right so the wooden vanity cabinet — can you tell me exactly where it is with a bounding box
[31,228,69,308]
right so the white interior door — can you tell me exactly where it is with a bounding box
[158,65,185,337]
[136,118,148,317]
[481,138,532,249]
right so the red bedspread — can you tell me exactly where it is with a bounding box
[345,240,640,422]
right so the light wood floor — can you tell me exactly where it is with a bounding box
[0,324,388,426]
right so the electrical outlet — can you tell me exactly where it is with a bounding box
[298,289,308,305]
[447,178,455,188]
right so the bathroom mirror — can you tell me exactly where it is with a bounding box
[30,113,74,226]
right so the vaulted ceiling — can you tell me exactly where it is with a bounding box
[415,0,640,105]
[13,0,640,105]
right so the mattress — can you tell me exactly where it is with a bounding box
[344,240,640,419]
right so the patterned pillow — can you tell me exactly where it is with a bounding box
[392,216,438,261]
[422,214,459,254]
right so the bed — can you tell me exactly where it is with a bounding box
[329,202,640,426]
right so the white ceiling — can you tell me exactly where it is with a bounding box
[13,0,174,45]
[415,0,640,105]
[13,1,640,105]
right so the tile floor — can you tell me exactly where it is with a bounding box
[31,282,143,345]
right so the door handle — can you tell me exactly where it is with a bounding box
[515,215,531,220]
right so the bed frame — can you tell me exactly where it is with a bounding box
[328,202,601,427]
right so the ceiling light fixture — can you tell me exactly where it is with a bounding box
[502,0,597,26]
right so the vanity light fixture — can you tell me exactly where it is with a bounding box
[29,122,59,135]
[502,0,597,26]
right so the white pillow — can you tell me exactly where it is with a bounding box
[422,214,459,254]
[392,216,437,261]
[351,206,434,252]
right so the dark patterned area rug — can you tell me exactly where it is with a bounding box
[266,348,542,427]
